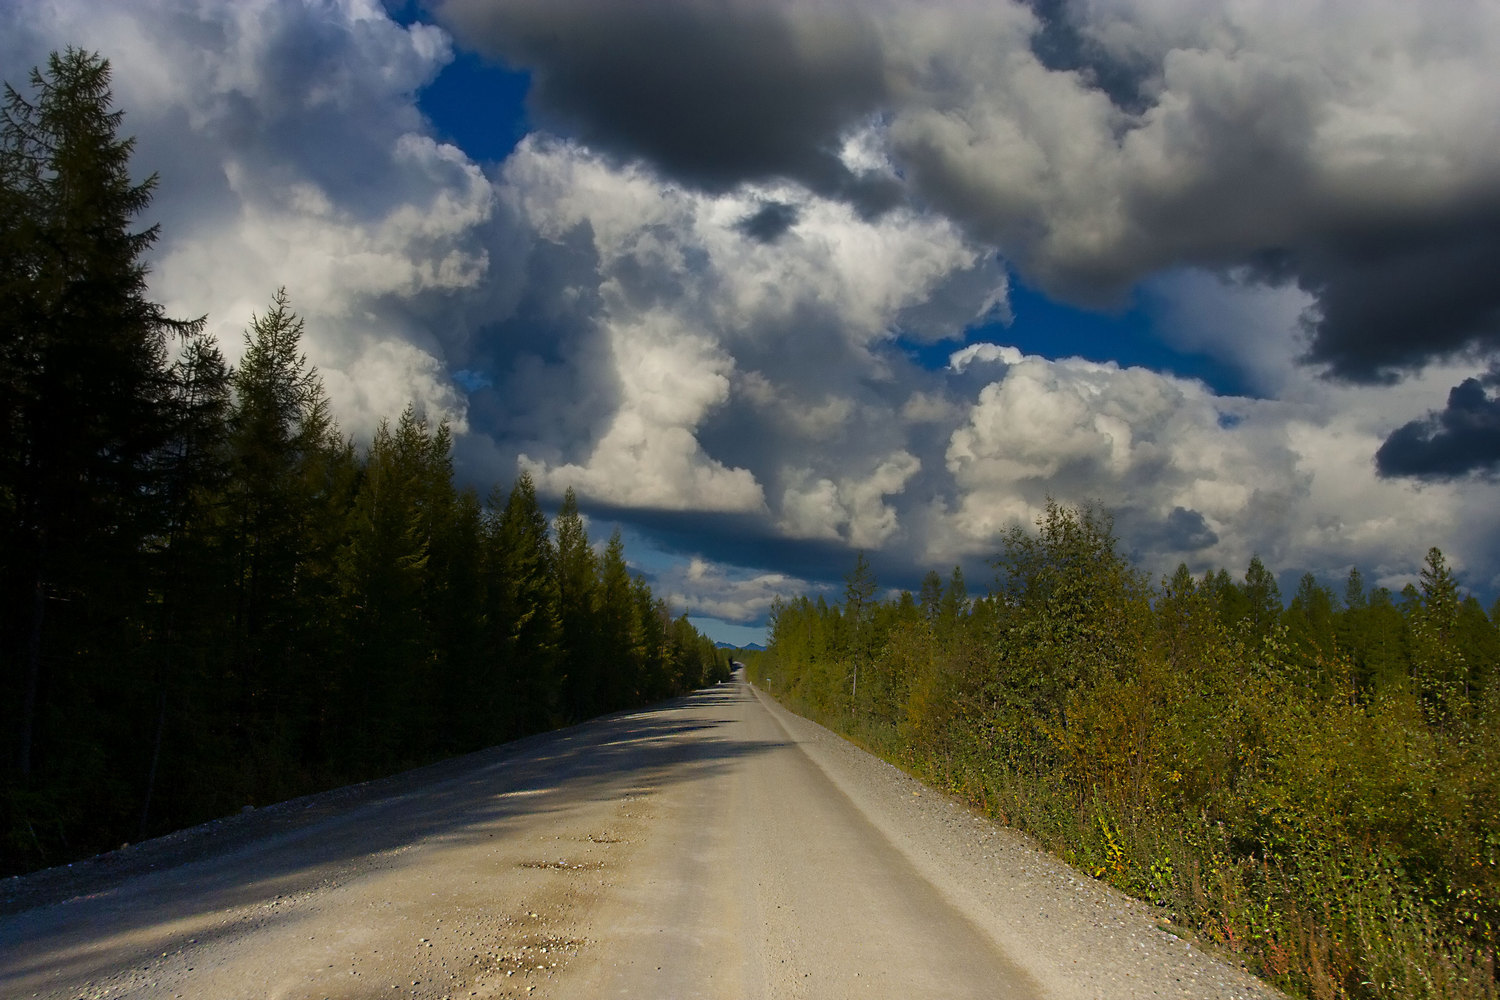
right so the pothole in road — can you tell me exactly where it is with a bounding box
[518,859,605,871]
[586,833,623,844]
[470,932,590,994]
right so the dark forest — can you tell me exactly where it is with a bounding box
[1,50,727,877]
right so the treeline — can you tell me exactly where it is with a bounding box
[1,50,726,876]
[753,501,1499,1000]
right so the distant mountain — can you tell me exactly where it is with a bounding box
[716,641,765,651]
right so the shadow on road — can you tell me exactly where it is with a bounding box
[0,680,783,984]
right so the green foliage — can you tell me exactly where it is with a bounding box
[988,499,1152,716]
[757,503,1500,1000]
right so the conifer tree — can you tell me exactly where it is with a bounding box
[918,571,944,624]
[224,289,337,765]
[597,528,641,706]
[485,472,561,731]
[1343,566,1367,612]
[938,565,969,631]
[432,484,485,746]
[668,613,702,691]
[1411,546,1466,723]
[1335,568,1411,693]
[553,488,600,718]
[137,330,234,837]
[1285,573,1337,659]
[2,49,200,780]
[1361,586,1410,692]
[1159,563,1213,670]
[1240,555,1281,640]
[338,410,433,759]
[633,577,670,697]
[1456,596,1499,697]
[844,552,878,708]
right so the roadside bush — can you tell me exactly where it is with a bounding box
[752,501,1499,1000]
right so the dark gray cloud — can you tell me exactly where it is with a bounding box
[735,201,800,243]
[1160,506,1219,551]
[1294,210,1500,383]
[1024,0,1153,115]
[452,222,620,466]
[1376,368,1500,480]
[433,0,887,197]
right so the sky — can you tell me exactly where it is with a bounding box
[5,0,1500,644]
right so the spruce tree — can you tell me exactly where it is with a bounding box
[918,571,944,625]
[1240,555,1281,640]
[633,579,670,696]
[553,488,599,718]
[1285,573,1337,655]
[2,49,200,780]
[938,565,969,631]
[338,411,433,760]
[1411,547,1466,723]
[485,472,562,731]
[598,528,642,707]
[1343,566,1367,612]
[843,552,878,708]
[224,289,337,773]
[138,330,234,837]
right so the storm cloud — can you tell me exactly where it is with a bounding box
[434,0,889,198]
[1377,368,1500,480]
[435,0,1500,381]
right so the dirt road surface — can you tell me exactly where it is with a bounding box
[1,677,1282,999]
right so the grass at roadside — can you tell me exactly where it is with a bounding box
[754,678,1496,1000]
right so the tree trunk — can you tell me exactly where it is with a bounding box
[138,682,168,841]
[17,531,48,781]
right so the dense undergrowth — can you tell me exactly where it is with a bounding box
[747,501,1498,1000]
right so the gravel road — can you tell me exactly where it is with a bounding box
[1,676,1284,999]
